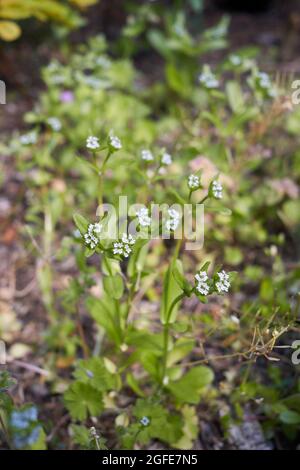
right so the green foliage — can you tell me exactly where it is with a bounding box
[167,366,214,404]
[6,8,300,450]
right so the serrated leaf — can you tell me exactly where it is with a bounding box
[167,366,214,404]
[64,382,103,420]
[73,357,116,392]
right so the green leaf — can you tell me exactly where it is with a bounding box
[133,399,183,445]
[73,357,116,392]
[103,274,124,299]
[173,405,198,449]
[102,257,121,276]
[172,260,192,295]
[127,240,149,278]
[126,373,145,398]
[167,366,214,404]
[73,213,89,235]
[160,263,183,325]
[167,338,195,367]
[225,80,245,113]
[64,382,103,420]
[279,410,300,425]
[165,62,192,97]
[86,295,123,346]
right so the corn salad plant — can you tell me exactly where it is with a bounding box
[3,21,300,448]
[61,129,236,449]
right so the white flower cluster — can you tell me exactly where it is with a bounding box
[86,135,100,150]
[109,134,122,150]
[212,180,223,199]
[216,270,231,293]
[188,174,200,189]
[195,269,231,296]
[199,70,219,89]
[20,131,37,145]
[113,233,135,258]
[136,207,151,227]
[195,271,210,296]
[47,117,62,132]
[84,223,102,249]
[161,153,172,165]
[166,208,180,231]
[141,149,154,161]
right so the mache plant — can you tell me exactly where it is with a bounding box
[6,30,300,447]
[62,130,236,449]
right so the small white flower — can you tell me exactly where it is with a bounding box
[258,72,270,87]
[168,208,180,220]
[109,134,122,150]
[212,180,223,199]
[229,54,242,66]
[166,218,179,231]
[141,149,154,161]
[93,223,102,233]
[136,207,152,227]
[20,131,37,145]
[195,271,210,296]
[166,208,181,231]
[113,242,124,255]
[215,270,231,293]
[161,153,172,165]
[199,71,219,89]
[195,271,208,282]
[140,416,150,427]
[162,376,169,386]
[86,135,100,150]
[230,315,240,325]
[47,117,62,132]
[83,223,102,249]
[113,233,136,258]
[121,233,136,246]
[188,174,200,189]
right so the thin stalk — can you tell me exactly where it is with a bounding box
[161,293,185,385]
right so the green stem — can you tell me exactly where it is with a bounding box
[198,194,209,205]
[161,292,185,385]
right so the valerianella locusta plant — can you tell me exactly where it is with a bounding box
[69,131,235,452]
